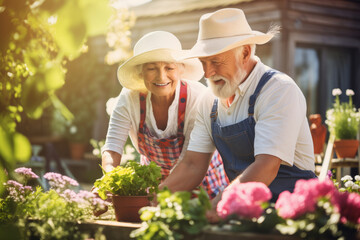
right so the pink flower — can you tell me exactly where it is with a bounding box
[44,172,78,192]
[334,191,360,224]
[217,182,272,219]
[275,179,338,219]
[15,167,39,179]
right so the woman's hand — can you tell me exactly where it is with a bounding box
[91,187,109,217]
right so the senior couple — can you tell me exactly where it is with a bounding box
[101,8,317,221]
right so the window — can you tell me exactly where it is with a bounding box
[294,45,355,120]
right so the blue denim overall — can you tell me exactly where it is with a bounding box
[211,70,317,202]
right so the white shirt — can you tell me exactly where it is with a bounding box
[102,79,207,162]
[188,58,315,171]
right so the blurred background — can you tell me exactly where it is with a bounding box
[1,0,360,191]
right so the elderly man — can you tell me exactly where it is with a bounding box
[160,8,317,218]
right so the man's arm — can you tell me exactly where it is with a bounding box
[102,150,122,172]
[159,150,213,192]
[238,154,281,185]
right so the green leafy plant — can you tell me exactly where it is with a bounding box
[130,188,211,240]
[326,88,360,140]
[0,167,109,239]
[0,0,112,194]
[94,160,162,199]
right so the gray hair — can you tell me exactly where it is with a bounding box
[234,44,256,64]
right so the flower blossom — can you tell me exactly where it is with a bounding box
[14,167,39,179]
[334,191,360,224]
[44,172,78,192]
[332,88,342,96]
[275,179,337,219]
[217,182,272,219]
[346,89,354,96]
[355,175,360,181]
[341,175,353,181]
[5,180,33,202]
[344,181,354,188]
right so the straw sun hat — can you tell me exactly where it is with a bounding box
[117,31,204,92]
[187,8,278,58]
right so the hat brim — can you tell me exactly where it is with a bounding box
[117,49,204,91]
[186,31,274,59]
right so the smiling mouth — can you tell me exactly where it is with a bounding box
[213,79,225,85]
[154,82,170,86]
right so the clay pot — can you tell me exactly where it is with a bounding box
[309,114,327,154]
[69,143,86,160]
[112,195,150,222]
[333,139,359,159]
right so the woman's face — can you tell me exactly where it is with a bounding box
[142,62,182,97]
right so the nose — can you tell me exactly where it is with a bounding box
[158,68,167,81]
[203,63,215,78]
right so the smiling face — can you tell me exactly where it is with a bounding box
[141,62,183,98]
[199,48,247,99]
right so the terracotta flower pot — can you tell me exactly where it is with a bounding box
[112,195,150,222]
[69,143,86,160]
[333,139,359,159]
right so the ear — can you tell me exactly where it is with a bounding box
[242,45,251,63]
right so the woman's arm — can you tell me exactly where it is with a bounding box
[102,151,122,172]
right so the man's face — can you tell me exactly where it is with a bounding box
[199,49,246,99]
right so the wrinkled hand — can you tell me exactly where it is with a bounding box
[91,187,109,217]
[206,191,222,223]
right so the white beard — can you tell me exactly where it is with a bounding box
[207,70,247,99]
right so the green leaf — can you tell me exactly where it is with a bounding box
[21,76,49,119]
[50,94,74,121]
[79,0,112,36]
[53,1,86,58]
[13,132,31,162]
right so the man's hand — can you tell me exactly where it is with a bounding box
[206,191,223,223]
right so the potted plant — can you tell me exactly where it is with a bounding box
[94,160,161,222]
[50,109,91,160]
[326,88,360,158]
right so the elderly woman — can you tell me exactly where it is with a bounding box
[101,31,228,199]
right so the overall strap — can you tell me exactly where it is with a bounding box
[248,70,278,116]
[210,98,219,123]
[139,92,147,130]
[177,81,187,134]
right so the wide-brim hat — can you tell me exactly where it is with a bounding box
[117,31,204,91]
[187,8,276,58]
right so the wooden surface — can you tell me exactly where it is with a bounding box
[78,220,359,240]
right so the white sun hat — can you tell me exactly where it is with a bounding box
[187,8,277,58]
[117,31,204,92]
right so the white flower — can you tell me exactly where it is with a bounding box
[69,126,77,134]
[344,181,354,188]
[106,96,119,116]
[92,149,100,156]
[341,175,353,181]
[354,175,360,181]
[352,184,360,190]
[332,88,342,96]
[346,89,354,96]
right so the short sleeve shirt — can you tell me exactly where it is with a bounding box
[188,58,315,171]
